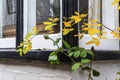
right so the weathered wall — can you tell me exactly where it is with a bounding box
[0,59,71,80]
[73,60,120,80]
[0,59,120,80]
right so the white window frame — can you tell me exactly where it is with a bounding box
[24,0,62,50]
[0,0,16,48]
[79,0,120,51]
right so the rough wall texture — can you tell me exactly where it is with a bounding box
[0,59,120,80]
[0,59,71,80]
[73,60,120,80]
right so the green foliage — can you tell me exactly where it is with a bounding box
[92,69,100,77]
[16,2,120,79]
[81,59,91,64]
[48,52,59,64]
[53,38,61,46]
[72,63,81,71]
[17,12,101,80]
[83,67,100,77]
[62,40,71,49]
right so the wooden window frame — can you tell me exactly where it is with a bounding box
[0,0,119,61]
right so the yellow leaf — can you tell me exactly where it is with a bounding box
[80,14,87,18]
[74,11,79,15]
[32,26,39,33]
[92,37,99,41]
[88,28,100,36]
[86,41,95,45]
[63,21,72,27]
[48,18,59,22]
[70,16,81,23]
[53,18,59,22]
[112,0,120,5]
[63,28,74,35]
[43,22,52,25]
[48,18,53,21]
[82,27,89,30]
[85,23,102,27]
[95,23,102,27]
[95,40,100,46]
[117,6,120,9]
[74,34,84,40]
[86,38,100,46]
[45,24,57,30]
[117,27,120,30]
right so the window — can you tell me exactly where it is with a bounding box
[0,0,119,60]
[23,0,62,50]
[0,0,16,48]
[79,0,119,51]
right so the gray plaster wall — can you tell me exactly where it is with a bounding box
[0,59,120,80]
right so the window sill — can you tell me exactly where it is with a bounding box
[0,49,120,61]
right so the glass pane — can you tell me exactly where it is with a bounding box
[36,0,60,34]
[0,0,16,38]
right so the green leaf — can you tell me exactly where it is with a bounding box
[73,50,80,58]
[68,51,74,57]
[80,50,87,58]
[48,52,60,64]
[83,67,100,77]
[54,38,61,46]
[70,47,79,51]
[62,40,71,49]
[86,50,94,56]
[57,47,63,52]
[48,52,58,61]
[72,63,81,71]
[93,69,100,77]
[81,59,91,64]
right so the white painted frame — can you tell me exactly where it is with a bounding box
[0,0,16,48]
[24,0,62,50]
[79,0,119,50]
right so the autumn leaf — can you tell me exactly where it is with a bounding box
[74,34,84,40]
[70,16,82,23]
[88,28,100,36]
[86,41,95,45]
[85,23,102,27]
[32,26,40,33]
[86,37,100,46]
[70,12,87,23]
[49,18,59,22]
[45,24,57,30]
[43,22,53,25]
[112,0,120,5]
[63,21,73,27]
[117,6,120,9]
[63,28,74,35]
[117,27,120,30]
[53,18,59,22]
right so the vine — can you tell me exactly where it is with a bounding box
[17,0,120,80]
